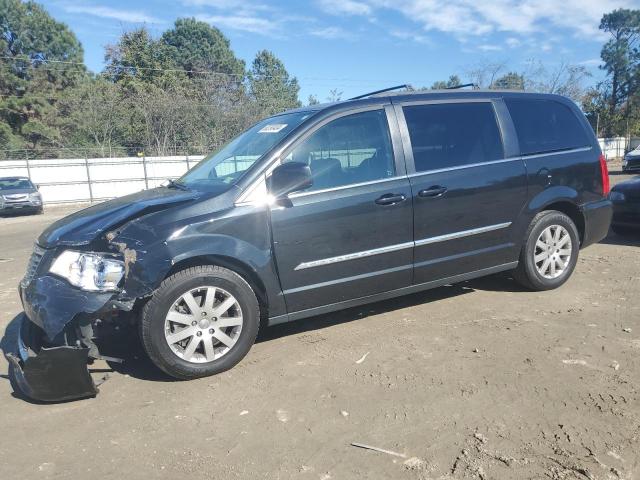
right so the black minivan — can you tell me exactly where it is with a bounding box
[10,89,612,401]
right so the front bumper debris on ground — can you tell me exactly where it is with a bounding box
[7,315,98,402]
[7,347,98,403]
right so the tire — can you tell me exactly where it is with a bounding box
[140,265,260,379]
[513,210,580,291]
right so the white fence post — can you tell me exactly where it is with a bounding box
[84,154,94,203]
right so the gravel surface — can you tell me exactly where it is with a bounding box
[0,172,638,480]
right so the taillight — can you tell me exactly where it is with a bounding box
[599,153,610,196]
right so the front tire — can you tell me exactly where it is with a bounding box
[513,211,580,291]
[140,265,260,379]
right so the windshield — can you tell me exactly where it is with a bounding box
[0,178,34,190]
[178,111,314,189]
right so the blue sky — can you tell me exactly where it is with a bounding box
[40,0,640,102]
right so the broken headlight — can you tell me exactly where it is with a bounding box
[50,251,125,292]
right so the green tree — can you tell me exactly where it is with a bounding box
[160,18,245,78]
[599,9,640,130]
[431,75,462,89]
[0,0,85,154]
[493,72,524,90]
[104,27,180,88]
[249,50,300,116]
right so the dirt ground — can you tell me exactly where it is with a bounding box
[0,168,638,480]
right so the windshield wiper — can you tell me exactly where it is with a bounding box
[166,179,189,191]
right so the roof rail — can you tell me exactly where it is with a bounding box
[349,84,413,100]
[445,83,479,90]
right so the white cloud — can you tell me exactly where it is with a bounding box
[506,37,521,48]
[62,5,164,24]
[352,0,635,39]
[317,0,372,16]
[390,30,432,45]
[478,44,503,52]
[196,14,279,36]
[310,27,355,40]
[579,58,602,67]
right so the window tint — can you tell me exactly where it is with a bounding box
[505,99,590,155]
[285,109,395,191]
[403,102,504,172]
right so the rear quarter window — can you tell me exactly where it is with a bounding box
[505,99,590,156]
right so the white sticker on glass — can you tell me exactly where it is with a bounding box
[259,124,287,133]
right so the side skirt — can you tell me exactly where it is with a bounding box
[268,262,518,326]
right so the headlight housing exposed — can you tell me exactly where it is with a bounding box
[609,191,626,203]
[50,251,125,291]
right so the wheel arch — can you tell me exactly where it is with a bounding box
[538,201,585,245]
[164,254,270,319]
[526,187,585,245]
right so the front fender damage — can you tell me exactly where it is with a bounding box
[12,223,172,403]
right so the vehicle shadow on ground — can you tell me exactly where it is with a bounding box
[259,272,523,342]
[0,272,525,389]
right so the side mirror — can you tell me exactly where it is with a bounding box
[267,162,313,198]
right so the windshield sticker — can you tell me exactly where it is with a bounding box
[259,124,288,133]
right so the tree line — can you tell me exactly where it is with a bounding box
[2,1,640,160]
[0,0,301,158]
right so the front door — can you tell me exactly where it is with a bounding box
[270,107,414,313]
[395,100,528,284]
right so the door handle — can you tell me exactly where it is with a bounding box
[418,186,447,198]
[375,193,406,206]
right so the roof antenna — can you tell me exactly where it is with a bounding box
[349,84,413,100]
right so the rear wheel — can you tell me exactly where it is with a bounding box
[140,265,260,379]
[513,210,579,291]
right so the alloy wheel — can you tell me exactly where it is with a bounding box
[534,225,572,279]
[164,286,243,363]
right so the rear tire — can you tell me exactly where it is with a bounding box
[140,265,260,379]
[513,210,580,291]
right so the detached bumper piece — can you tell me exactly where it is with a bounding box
[7,347,98,402]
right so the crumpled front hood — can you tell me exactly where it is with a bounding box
[38,186,213,248]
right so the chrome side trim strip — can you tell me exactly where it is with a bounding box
[294,222,511,270]
[285,263,412,294]
[520,146,592,160]
[414,222,511,247]
[294,241,414,270]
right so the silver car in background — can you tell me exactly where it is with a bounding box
[0,177,43,215]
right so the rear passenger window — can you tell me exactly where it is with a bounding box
[285,109,395,191]
[505,99,590,155]
[403,102,504,172]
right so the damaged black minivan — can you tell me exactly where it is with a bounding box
[10,89,612,401]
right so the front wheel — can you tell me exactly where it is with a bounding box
[140,265,260,379]
[513,211,580,291]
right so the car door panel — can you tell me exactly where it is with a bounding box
[269,106,414,313]
[409,160,526,283]
[394,99,527,285]
[271,178,413,312]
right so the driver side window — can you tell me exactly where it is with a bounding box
[284,109,395,192]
